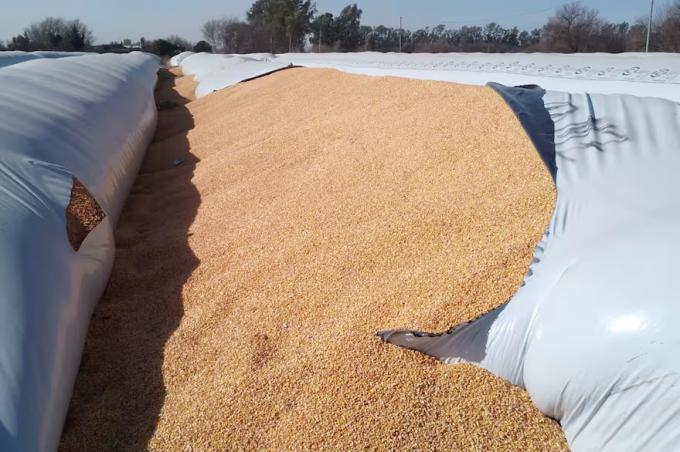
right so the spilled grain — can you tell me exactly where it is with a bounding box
[61,67,565,451]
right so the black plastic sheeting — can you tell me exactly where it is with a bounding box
[486,82,557,180]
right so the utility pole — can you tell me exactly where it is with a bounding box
[399,16,403,52]
[646,0,654,53]
[319,25,322,53]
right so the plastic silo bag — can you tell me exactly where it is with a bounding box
[381,84,680,451]
[0,52,158,451]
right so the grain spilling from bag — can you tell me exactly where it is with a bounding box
[61,67,565,451]
[65,178,105,251]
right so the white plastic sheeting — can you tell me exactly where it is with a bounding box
[173,52,680,102]
[0,52,158,451]
[169,50,194,66]
[0,51,89,69]
[172,52,290,97]
[380,86,680,450]
[279,52,680,102]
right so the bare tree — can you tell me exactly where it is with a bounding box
[24,17,67,49]
[201,17,272,54]
[221,19,256,53]
[626,19,650,51]
[659,1,680,51]
[595,21,629,53]
[202,18,230,52]
[543,2,601,52]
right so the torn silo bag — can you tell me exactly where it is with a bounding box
[0,52,158,451]
[381,85,680,451]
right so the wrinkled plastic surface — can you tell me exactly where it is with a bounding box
[171,52,680,102]
[0,52,158,451]
[174,52,291,97]
[0,51,88,69]
[169,50,194,66]
[277,52,680,102]
[173,52,680,103]
[380,87,680,450]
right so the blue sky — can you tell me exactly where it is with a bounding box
[2,0,659,44]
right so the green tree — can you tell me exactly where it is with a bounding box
[147,38,185,57]
[247,0,315,53]
[193,40,213,53]
[310,12,335,48]
[16,17,93,51]
[166,35,192,51]
[63,20,93,51]
[9,34,31,51]
[334,4,362,51]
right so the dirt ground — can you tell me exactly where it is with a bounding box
[60,67,565,451]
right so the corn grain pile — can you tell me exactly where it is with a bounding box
[61,67,566,450]
[66,178,105,251]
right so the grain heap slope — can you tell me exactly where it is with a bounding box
[62,67,563,450]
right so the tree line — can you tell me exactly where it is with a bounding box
[3,17,94,52]
[2,2,680,55]
[0,17,213,57]
[202,0,680,54]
